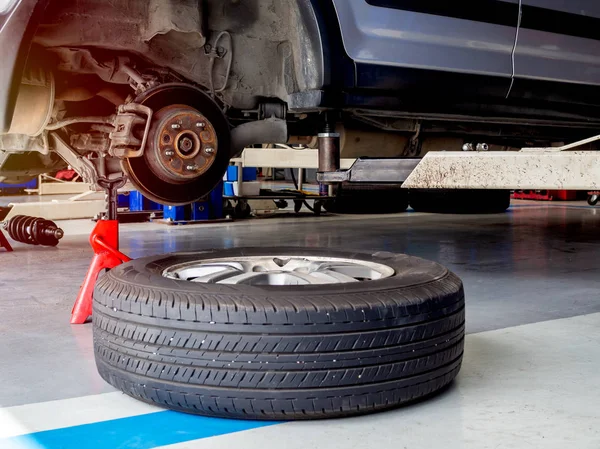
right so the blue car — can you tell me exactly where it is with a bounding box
[1,0,599,204]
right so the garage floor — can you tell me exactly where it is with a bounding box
[1,202,599,448]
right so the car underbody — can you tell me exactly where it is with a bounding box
[2,0,600,203]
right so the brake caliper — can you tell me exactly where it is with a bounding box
[109,103,153,158]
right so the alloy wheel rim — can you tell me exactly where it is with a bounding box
[162,255,395,285]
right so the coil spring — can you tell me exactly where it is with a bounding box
[3,215,64,247]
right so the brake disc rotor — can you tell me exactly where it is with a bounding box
[122,84,230,206]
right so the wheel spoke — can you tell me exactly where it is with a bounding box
[321,264,383,280]
[174,262,243,282]
[285,271,337,285]
[312,269,360,283]
[188,265,244,283]
[219,271,273,285]
[219,271,312,285]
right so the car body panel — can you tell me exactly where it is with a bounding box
[514,1,600,86]
[331,0,518,78]
[520,0,600,18]
[513,29,600,85]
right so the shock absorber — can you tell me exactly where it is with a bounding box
[2,215,64,247]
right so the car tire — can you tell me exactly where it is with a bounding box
[409,189,510,214]
[325,184,409,214]
[93,247,465,420]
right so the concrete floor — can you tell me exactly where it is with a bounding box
[1,201,600,448]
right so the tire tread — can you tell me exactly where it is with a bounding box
[92,249,465,419]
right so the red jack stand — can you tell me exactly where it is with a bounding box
[70,220,131,323]
[0,229,13,252]
[71,177,130,324]
[0,207,13,252]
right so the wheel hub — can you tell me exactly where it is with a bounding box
[147,105,219,183]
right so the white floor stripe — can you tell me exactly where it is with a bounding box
[0,392,160,438]
[157,313,600,449]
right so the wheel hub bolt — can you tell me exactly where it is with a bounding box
[165,150,175,156]
[171,123,181,130]
[186,164,198,171]
[205,147,215,155]
[196,122,205,128]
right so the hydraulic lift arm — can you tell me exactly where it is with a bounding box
[319,134,600,191]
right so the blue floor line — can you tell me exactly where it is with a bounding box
[2,411,281,449]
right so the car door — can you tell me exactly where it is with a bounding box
[331,0,519,79]
[513,1,600,86]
